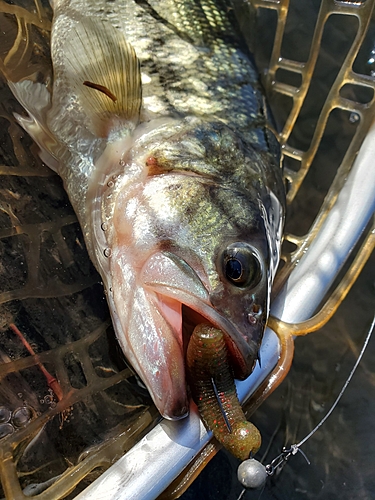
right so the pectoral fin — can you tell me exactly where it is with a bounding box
[62,18,142,137]
[8,80,61,172]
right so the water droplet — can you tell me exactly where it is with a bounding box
[104,248,112,258]
[0,407,11,423]
[107,180,114,188]
[366,48,375,76]
[248,314,257,325]
[101,222,108,231]
[12,406,33,428]
[349,112,360,124]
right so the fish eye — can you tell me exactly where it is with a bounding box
[222,244,261,288]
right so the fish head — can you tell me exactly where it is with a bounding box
[106,119,284,419]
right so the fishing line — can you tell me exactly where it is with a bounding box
[296,312,375,448]
[236,311,375,498]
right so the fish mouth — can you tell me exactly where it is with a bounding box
[141,251,259,419]
[181,304,251,378]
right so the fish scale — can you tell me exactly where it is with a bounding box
[55,0,264,137]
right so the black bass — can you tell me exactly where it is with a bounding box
[9,0,285,419]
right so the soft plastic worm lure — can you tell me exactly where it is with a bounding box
[186,324,261,461]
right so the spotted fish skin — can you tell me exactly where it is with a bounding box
[9,0,285,419]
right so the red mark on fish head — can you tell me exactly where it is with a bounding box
[146,155,166,176]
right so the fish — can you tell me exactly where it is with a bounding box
[8,0,286,420]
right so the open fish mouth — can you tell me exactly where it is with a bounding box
[156,294,253,372]
[140,251,261,420]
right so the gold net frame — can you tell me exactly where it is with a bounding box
[246,0,375,403]
[256,0,375,293]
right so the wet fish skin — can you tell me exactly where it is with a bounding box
[9,0,285,419]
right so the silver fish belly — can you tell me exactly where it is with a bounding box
[9,0,285,419]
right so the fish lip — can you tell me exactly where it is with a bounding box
[147,283,257,378]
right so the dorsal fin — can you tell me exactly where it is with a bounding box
[62,18,142,137]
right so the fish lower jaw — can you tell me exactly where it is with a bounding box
[180,304,253,380]
[156,293,254,402]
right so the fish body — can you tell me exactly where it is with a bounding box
[9,0,285,419]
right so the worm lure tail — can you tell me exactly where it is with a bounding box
[186,324,261,461]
